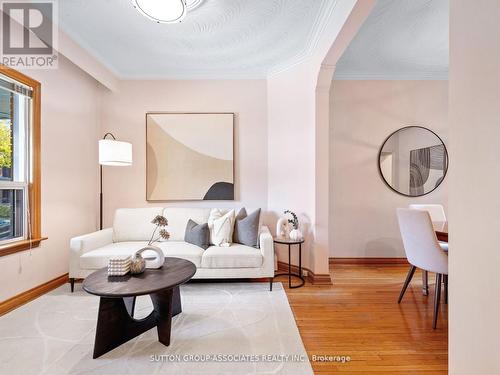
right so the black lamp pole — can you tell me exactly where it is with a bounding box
[100,132,116,230]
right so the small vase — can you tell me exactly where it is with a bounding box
[130,254,146,274]
[289,229,302,241]
[136,245,165,269]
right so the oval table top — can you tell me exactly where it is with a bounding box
[83,257,196,298]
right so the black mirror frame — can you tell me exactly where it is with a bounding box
[378,125,449,198]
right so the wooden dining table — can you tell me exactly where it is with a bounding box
[419,221,449,295]
[433,221,448,242]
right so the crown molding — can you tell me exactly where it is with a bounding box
[0,9,120,90]
[267,0,339,77]
[333,71,449,81]
[58,30,121,91]
[59,0,336,81]
[115,71,268,80]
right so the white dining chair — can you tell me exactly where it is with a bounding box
[397,208,448,329]
[408,204,446,222]
[409,204,448,251]
[408,204,449,296]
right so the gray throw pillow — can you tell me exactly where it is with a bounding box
[233,208,261,248]
[184,219,210,250]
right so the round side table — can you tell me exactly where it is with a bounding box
[273,237,305,289]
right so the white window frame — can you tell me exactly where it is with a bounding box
[0,74,32,246]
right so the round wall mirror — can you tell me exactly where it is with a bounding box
[378,126,448,197]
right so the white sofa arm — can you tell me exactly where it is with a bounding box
[69,228,113,278]
[259,226,275,277]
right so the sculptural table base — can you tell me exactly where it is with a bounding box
[92,286,181,358]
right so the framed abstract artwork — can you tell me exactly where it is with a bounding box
[146,112,234,201]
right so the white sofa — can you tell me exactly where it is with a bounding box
[70,207,275,291]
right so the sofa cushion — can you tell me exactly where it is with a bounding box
[162,207,211,241]
[80,241,204,269]
[201,244,263,268]
[80,241,149,269]
[208,208,235,246]
[233,208,261,248]
[184,220,210,250]
[113,207,163,242]
[156,241,204,267]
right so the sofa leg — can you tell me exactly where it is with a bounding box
[269,277,273,291]
[70,278,75,293]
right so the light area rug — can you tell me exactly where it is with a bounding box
[0,282,313,374]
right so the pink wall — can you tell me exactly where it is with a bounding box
[449,0,500,373]
[267,64,319,272]
[330,80,448,258]
[99,80,268,226]
[266,0,374,275]
[0,56,101,301]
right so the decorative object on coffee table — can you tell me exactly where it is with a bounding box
[284,210,302,240]
[130,253,146,274]
[83,257,196,358]
[135,214,170,270]
[272,237,305,289]
[107,256,131,276]
[137,246,165,269]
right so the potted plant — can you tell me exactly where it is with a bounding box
[284,210,302,241]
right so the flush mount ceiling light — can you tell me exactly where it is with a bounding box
[132,0,187,24]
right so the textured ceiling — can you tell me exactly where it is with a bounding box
[58,0,336,79]
[334,0,449,80]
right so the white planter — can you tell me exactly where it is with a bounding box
[289,229,302,241]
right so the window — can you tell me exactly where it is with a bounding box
[0,66,43,256]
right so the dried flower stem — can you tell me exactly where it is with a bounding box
[148,215,170,245]
[148,226,158,246]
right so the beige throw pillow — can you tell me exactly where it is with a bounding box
[208,209,235,247]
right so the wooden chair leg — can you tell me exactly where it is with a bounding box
[398,265,417,303]
[269,277,273,292]
[70,278,75,293]
[433,273,442,329]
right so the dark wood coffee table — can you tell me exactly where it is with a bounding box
[83,257,196,358]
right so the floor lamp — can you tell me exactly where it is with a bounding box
[98,133,133,230]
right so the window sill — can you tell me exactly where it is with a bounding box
[0,237,48,257]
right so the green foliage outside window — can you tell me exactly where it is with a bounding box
[0,120,12,169]
[0,204,10,218]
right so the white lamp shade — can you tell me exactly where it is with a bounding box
[99,139,133,166]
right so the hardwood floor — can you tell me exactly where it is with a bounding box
[282,264,448,374]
